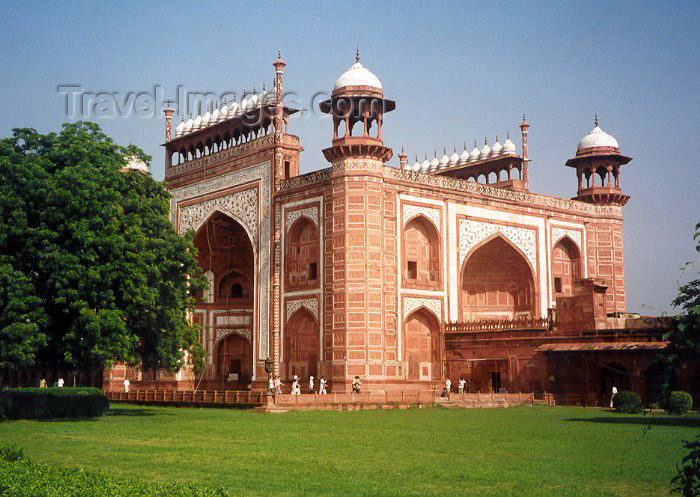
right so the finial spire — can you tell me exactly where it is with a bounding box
[278,48,281,59]
[253,84,257,95]
[484,137,487,145]
[401,145,405,154]
[434,148,437,158]
[496,134,499,142]
[464,141,467,150]
[443,146,446,155]
[262,81,266,91]
[454,145,457,153]
[595,113,599,127]
[356,46,360,63]
[507,131,510,139]
[233,91,237,102]
[522,113,526,122]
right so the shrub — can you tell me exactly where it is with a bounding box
[0,387,109,420]
[668,391,693,415]
[612,390,643,414]
[0,445,29,463]
[671,436,700,496]
[0,458,230,496]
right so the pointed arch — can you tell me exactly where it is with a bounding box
[404,308,440,381]
[286,216,320,290]
[285,307,319,380]
[460,234,536,320]
[552,236,581,297]
[403,215,441,288]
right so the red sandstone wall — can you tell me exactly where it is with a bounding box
[585,221,625,312]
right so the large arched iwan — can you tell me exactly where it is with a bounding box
[403,215,440,290]
[552,236,581,297]
[215,333,252,382]
[284,307,319,380]
[192,211,255,306]
[403,308,440,381]
[286,217,320,291]
[460,234,537,320]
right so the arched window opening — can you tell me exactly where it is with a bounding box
[216,334,252,383]
[404,309,440,381]
[552,237,581,298]
[461,236,536,320]
[285,308,319,380]
[218,272,250,299]
[286,217,320,290]
[403,216,440,288]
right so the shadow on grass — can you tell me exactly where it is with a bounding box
[106,408,166,417]
[565,416,700,428]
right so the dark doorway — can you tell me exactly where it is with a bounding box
[491,372,502,392]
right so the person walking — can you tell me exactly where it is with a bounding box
[319,376,327,395]
[291,375,301,395]
[123,378,130,393]
[445,378,452,395]
[458,377,466,394]
[308,376,315,393]
[57,378,64,388]
[352,376,362,393]
[274,376,284,394]
[39,378,47,388]
[610,385,618,408]
[268,376,275,394]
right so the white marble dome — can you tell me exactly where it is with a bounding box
[490,139,502,157]
[411,160,421,172]
[479,143,491,160]
[449,149,460,166]
[420,157,431,172]
[459,147,470,165]
[334,61,382,91]
[124,155,148,173]
[502,136,516,154]
[469,145,480,161]
[175,120,185,137]
[577,125,619,152]
[184,116,194,133]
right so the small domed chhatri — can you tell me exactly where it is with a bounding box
[576,114,620,154]
[333,48,383,94]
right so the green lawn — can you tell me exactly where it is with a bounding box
[0,403,697,497]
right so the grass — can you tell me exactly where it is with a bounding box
[0,403,698,497]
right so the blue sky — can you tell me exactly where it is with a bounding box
[1,0,698,314]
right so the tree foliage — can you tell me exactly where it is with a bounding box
[0,122,204,372]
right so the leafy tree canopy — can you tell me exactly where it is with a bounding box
[0,122,205,372]
[664,223,700,365]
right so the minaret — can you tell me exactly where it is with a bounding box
[519,114,530,189]
[398,146,407,169]
[163,100,175,168]
[565,115,631,205]
[272,49,287,183]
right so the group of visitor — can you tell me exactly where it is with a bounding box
[441,377,467,396]
[38,378,63,388]
[269,375,329,395]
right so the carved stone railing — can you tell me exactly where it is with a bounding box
[167,134,275,177]
[382,167,622,217]
[278,168,332,192]
[445,317,551,333]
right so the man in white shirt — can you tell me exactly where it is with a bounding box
[610,385,618,408]
[319,377,327,394]
[308,376,314,393]
[123,379,130,393]
[458,377,466,394]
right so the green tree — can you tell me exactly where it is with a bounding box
[668,223,700,496]
[0,122,204,372]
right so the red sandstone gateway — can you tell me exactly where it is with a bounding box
[103,52,681,407]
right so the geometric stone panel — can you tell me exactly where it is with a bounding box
[179,188,258,244]
[215,328,252,345]
[551,227,582,250]
[403,204,441,233]
[286,298,319,322]
[286,206,319,234]
[459,218,537,271]
[403,297,442,321]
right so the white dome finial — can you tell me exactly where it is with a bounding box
[356,46,360,63]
